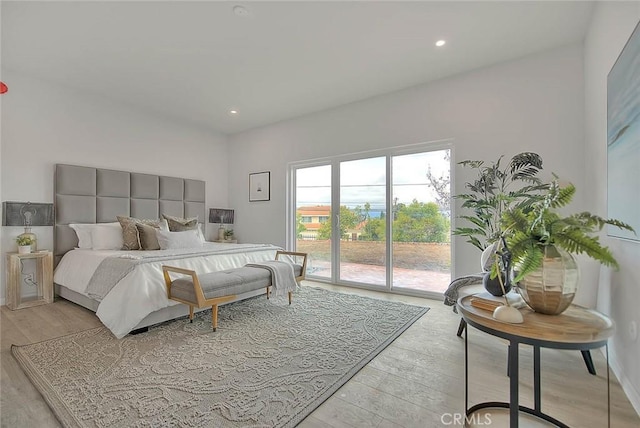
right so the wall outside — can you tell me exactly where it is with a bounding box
[0,71,230,304]
[584,1,640,414]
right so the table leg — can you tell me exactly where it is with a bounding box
[509,340,519,427]
[606,344,610,428]
[534,345,541,412]
[465,323,469,414]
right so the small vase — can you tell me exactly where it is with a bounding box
[517,245,579,315]
[218,227,226,241]
[18,245,31,254]
[483,272,512,296]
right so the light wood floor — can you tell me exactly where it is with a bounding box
[1,282,639,427]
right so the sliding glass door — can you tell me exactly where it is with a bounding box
[294,164,332,280]
[339,157,387,287]
[391,151,451,293]
[291,143,451,296]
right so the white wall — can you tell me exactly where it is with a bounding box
[585,2,640,414]
[0,71,230,304]
[228,43,587,289]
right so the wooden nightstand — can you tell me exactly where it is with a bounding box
[5,251,54,310]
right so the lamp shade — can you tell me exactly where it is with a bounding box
[2,202,54,226]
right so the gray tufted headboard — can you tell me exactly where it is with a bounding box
[54,164,205,264]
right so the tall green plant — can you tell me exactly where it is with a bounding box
[502,179,635,282]
[454,152,549,251]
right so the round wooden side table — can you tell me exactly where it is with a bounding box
[458,295,614,427]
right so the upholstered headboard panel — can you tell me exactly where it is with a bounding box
[54,164,205,264]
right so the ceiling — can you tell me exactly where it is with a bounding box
[2,1,594,135]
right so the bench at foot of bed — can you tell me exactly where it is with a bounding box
[162,251,307,331]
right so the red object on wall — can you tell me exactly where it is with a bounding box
[0,82,7,94]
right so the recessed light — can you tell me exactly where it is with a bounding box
[233,5,249,16]
[229,110,238,115]
[435,40,446,47]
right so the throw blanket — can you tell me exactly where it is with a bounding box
[86,244,277,300]
[246,261,298,297]
[443,274,484,313]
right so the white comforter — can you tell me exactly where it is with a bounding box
[54,243,280,338]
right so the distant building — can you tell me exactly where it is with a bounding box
[297,205,368,240]
[297,206,330,239]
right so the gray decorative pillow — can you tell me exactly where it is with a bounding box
[162,214,198,232]
[117,216,162,250]
[136,222,161,250]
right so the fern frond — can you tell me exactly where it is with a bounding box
[502,209,530,233]
[571,212,635,233]
[550,183,575,209]
[554,231,619,268]
[513,244,544,282]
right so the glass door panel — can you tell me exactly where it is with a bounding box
[391,150,451,293]
[339,157,387,286]
[295,165,332,280]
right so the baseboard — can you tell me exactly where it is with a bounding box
[599,347,640,416]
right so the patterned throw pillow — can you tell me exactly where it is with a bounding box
[117,216,162,250]
[161,214,198,232]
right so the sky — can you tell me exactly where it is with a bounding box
[296,149,450,211]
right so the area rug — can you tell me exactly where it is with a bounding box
[12,287,429,428]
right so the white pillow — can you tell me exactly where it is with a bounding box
[197,223,205,243]
[91,224,125,250]
[158,218,169,231]
[70,222,120,249]
[156,229,204,250]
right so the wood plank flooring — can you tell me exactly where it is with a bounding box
[1,282,639,427]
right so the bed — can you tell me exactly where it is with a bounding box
[53,164,281,338]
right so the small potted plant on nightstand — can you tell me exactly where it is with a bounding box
[16,236,34,254]
[224,229,234,241]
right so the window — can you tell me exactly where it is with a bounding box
[289,141,451,298]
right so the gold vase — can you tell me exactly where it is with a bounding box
[517,245,579,315]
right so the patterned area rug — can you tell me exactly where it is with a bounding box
[12,287,429,428]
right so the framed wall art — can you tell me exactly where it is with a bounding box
[249,171,270,202]
[607,21,640,241]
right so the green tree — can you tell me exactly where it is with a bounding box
[425,150,451,213]
[296,212,306,238]
[317,206,360,240]
[393,200,449,242]
[360,217,385,241]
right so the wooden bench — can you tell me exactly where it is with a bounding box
[162,251,307,331]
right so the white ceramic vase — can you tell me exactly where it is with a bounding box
[18,245,31,254]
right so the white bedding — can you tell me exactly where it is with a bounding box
[54,243,280,338]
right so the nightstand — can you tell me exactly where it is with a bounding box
[5,251,54,310]
[213,239,238,244]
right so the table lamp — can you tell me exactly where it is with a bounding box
[2,201,54,252]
